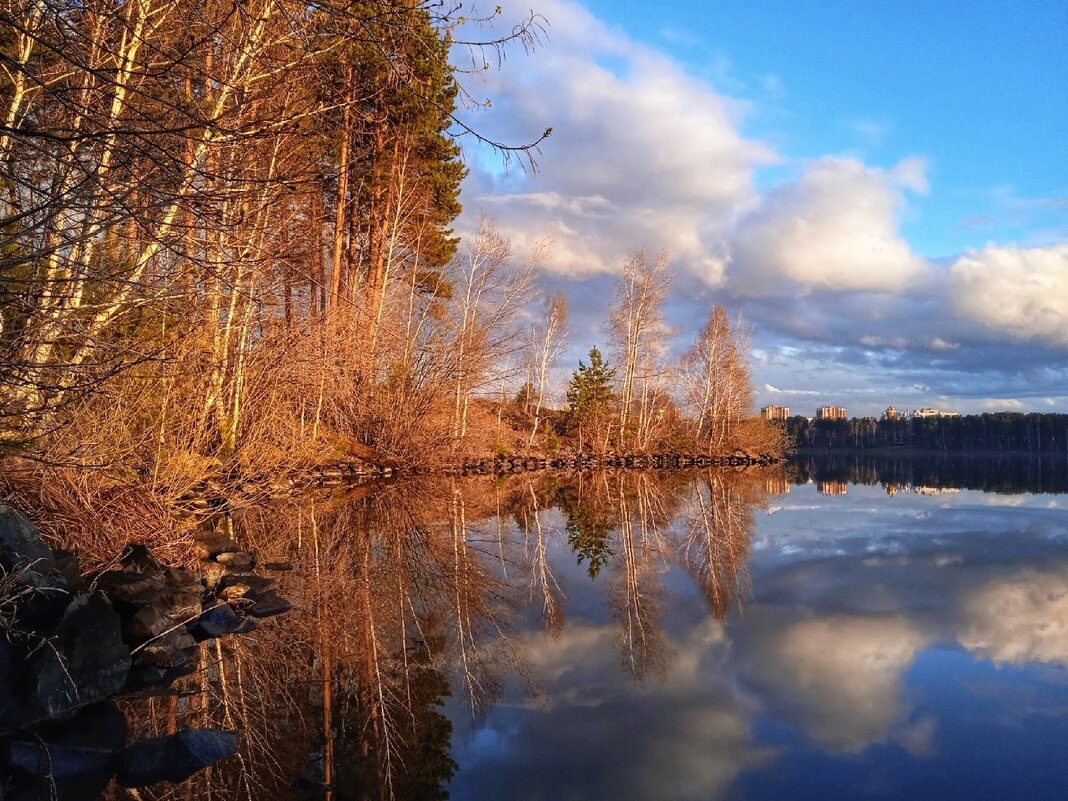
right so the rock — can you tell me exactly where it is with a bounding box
[0,637,21,727]
[119,543,165,575]
[153,587,204,623]
[201,559,226,589]
[5,703,127,800]
[20,593,130,723]
[190,604,239,640]
[96,568,202,624]
[126,605,177,641]
[190,531,241,559]
[51,548,86,594]
[214,550,257,571]
[0,503,56,572]
[125,663,170,691]
[261,561,292,572]
[220,582,251,601]
[0,503,71,629]
[95,570,167,606]
[227,617,258,635]
[117,729,238,787]
[136,629,195,669]
[246,591,292,619]
[218,574,278,596]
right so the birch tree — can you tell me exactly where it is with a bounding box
[679,306,754,452]
[526,291,568,448]
[609,248,672,449]
[447,219,539,445]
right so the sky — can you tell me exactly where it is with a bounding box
[452,0,1068,417]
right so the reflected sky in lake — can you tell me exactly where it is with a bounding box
[446,460,1068,801]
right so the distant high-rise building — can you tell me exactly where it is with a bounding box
[761,405,790,421]
[816,405,847,421]
[884,405,899,420]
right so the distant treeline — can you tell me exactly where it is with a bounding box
[785,413,1068,453]
[787,451,1068,494]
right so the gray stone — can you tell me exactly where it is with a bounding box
[6,703,126,799]
[218,574,278,595]
[119,543,165,575]
[135,629,195,669]
[214,550,257,571]
[0,503,71,629]
[20,593,130,722]
[153,587,203,623]
[117,729,238,787]
[126,605,176,641]
[246,591,292,619]
[94,570,167,606]
[190,604,238,640]
[227,617,258,635]
[201,559,226,590]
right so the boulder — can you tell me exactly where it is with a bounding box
[214,550,257,572]
[218,574,278,596]
[135,628,195,669]
[190,604,239,640]
[127,605,177,641]
[5,702,127,800]
[117,729,238,787]
[19,593,130,723]
[95,571,167,607]
[0,503,71,629]
[246,592,292,619]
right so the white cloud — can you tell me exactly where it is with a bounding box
[726,157,928,297]
[949,243,1068,347]
[456,617,771,801]
[957,567,1068,667]
[764,383,821,396]
[742,614,929,752]
[457,0,775,280]
[977,398,1025,411]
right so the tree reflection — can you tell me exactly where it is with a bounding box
[109,469,768,800]
[681,473,755,619]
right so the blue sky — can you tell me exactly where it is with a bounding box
[454,0,1068,417]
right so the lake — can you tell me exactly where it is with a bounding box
[126,454,1068,800]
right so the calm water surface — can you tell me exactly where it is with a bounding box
[447,458,1068,801]
[139,455,1068,800]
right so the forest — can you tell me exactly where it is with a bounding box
[786,412,1068,453]
[0,0,782,526]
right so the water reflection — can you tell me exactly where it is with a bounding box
[111,459,1068,800]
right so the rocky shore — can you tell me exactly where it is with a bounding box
[0,503,291,800]
[457,451,785,475]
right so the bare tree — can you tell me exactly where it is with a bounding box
[679,306,754,453]
[446,219,541,446]
[609,248,672,449]
[526,291,568,448]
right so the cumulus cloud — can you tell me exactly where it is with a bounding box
[456,0,775,279]
[949,243,1068,347]
[451,618,771,801]
[741,614,928,752]
[726,157,928,297]
[453,1,1068,414]
[957,567,1068,667]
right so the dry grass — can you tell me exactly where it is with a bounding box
[0,461,187,573]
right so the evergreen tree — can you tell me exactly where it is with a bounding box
[564,347,617,450]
